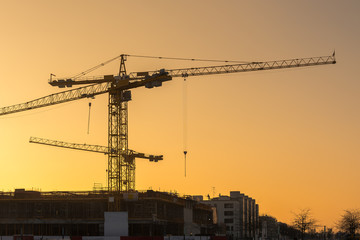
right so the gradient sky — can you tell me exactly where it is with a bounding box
[0,0,359,229]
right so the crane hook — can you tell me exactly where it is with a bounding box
[87,102,92,134]
[183,77,188,177]
[184,151,187,177]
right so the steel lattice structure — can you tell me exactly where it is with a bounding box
[0,53,336,193]
[29,136,163,160]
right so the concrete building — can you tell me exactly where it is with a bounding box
[259,215,279,240]
[201,191,259,240]
[259,215,301,240]
[0,189,214,236]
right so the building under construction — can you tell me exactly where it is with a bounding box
[0,189,214,237]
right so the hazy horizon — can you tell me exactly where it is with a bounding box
[0,0,359,229]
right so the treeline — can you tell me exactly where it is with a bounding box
[259,208,360,240]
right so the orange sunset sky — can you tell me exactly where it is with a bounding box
[0,0,359,229]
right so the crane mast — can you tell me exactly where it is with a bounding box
[0,53,336,194]
[107,55,132,192]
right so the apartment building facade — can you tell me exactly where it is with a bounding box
[202,191,259,240]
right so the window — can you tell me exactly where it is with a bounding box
[224,218,234,223]
[224,203,234,208]
[224,211,234,216]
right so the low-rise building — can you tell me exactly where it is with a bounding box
[201,191,259,240]
[0,189,214,236]
[259,215,279,240]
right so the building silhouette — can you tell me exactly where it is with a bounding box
[201,191,259,240]
[0,189,214,236]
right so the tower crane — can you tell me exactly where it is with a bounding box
[0,53,336,193]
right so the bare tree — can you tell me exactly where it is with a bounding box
[292,208,318,240]
[336,209,360,240]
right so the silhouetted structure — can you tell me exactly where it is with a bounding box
[201,191,259,240]
[259,215,301,240]
[0,189,214,236]
[259,215,279,240]
[0,53,336,194]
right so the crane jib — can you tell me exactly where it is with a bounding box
[29,137,163,162]
[46,55,335,89]
[0,55,335,116]
[166,55,336,78]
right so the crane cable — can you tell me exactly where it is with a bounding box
[68,54,253,80]
[87,102,92,134]
[127,54,252,64]
[71,54,123,80]
[183,77,188,177]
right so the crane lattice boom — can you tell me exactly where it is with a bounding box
[49,55,336,87]
[0,83,110,116]
[29,136,163,162]
[0,55,335,116]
